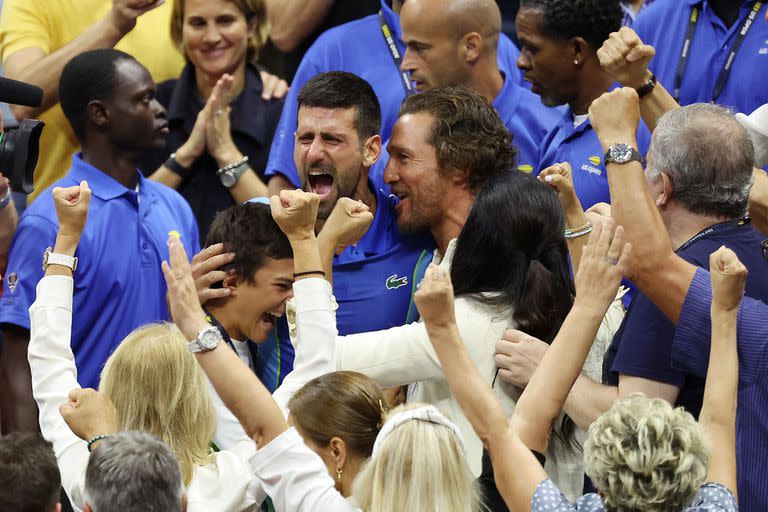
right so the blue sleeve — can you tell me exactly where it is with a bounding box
[498,34,522,86]
[688,482,738,511]
[672,267,768,384]
[0,215,58,330]
[264,57,323,187]
[611,292,685,387]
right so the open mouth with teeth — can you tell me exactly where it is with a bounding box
[259,310,283,331]
[308,172,334,200]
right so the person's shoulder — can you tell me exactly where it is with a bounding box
[633,0,686,35]
[304,12,379,57]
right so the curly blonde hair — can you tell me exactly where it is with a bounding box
[170,0,270,62]
[584,393,709,511]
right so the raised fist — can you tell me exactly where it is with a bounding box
[52,181,91,237]
[597,27,655,89]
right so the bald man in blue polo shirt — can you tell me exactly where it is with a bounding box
[256,72,432,392]
[0,49,199,432]
[632,0,768,115]
[265,0,525,193]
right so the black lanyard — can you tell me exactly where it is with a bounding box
[676,217,751,253]
[673,1,762,103]
[378,10,415,95]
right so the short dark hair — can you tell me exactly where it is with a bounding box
[297,71,382,141]
[0,433,61,512]
[204,202,293,282]
[399,86,516,192]
[59,48,137,140]
[519,0,623,49]
[85,431,183,512]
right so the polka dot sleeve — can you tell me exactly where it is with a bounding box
[531,478,606,511]
[686,482,738,511]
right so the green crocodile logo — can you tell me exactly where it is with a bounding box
[386,274,408,290]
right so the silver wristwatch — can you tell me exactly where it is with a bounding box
[217,157,250,188]
[187,325,223,353]
[603,143,643,166]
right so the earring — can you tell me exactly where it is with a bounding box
[336,467,343,481]
[574,59,579,65]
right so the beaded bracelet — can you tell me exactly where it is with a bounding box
[87,434,110,452]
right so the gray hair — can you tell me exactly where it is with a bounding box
[84,431,184,512]
[647,103,754,219]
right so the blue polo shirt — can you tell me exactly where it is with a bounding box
[673,268,768,511]
[0,154,200,389]
[255,184,434,391]
[265,0,524,189]
[633,0,768,114]
[494,73,564,174]
[603,220,768,418]
[536,98,652,209]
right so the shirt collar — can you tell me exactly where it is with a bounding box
[380,0,403,41]
[166,62,271,144]
[68,153,149,202]
[334,183,396,264]
[492,72,522,125]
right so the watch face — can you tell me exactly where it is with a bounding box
[199,328,222,350]
[609,143,633,163]
[220,171,236,188]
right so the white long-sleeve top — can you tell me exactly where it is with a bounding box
[28,275,342,512]
[334,241,626,500]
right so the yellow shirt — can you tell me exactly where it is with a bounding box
[0,0,185,201]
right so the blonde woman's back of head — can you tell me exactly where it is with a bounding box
[99,323,216,485]
[352,403,479,512]
[584,393,709,511]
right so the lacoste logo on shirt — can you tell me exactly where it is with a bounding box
[386,274,408,290]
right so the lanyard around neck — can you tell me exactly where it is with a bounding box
[673,1,762,104]
[676,217,751,253]
[378,10,415,95]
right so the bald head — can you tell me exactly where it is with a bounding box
[400,0,502,91]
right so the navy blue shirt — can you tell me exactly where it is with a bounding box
[536,96,652,209]
[138,62,284,240]
[0,154,200,389]
[674,267,768,511]
[265,0,524,189]
[604,220,768,418]
[633,0,768,113]
[256,184,433,391]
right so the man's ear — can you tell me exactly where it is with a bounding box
[460,32,483,63]
[87,100,110,131]
[570,36,591,66]
[362,135,383,168]
[449,166,471,189]
[657,172,675,207]
[222,273,241,297]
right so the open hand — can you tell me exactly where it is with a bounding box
[494,330,548,388]
[110,0,165,33]
[574,220,631,311]
[319,198,374,254]
[52,181,91,237]
[270,189,320,241]
[206,75,241,166]
[191,243,235,304]
[597,27,655,88]
[59,388,118,441]
[709,246,747,312]
[259,70,290,100]
[589,88,641,148]
[414,263,456,330]
[162,237,210,341]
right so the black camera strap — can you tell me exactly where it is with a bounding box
[673,1,762,103]
[378,10,415,95]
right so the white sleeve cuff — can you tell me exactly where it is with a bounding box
[29,275,74,312]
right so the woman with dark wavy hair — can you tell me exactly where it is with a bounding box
[334,170,623,498]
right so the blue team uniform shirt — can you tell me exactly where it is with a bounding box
[0,154,200,389]
[265,0,524,189]
[603,220,768,417]
[256,184,433,391]
[633,0,768,114]
[536,95,652,209]
[673,268,768,511]
[493,72,564,174]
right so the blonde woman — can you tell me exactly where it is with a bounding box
[418,220,740,511]
[28,185,354,511]
[163,189,479,511]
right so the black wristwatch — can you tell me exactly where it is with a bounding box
[164,153,192,177]
[635,72,657,99]
[604,143,643,166]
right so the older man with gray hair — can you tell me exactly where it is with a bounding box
[84,431,186,512]
[496,101,768,434]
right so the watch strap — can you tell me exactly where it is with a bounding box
[603,145,644,165]
[636,73,657,99]
[42,247,78,272]
[164,153,192,177]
